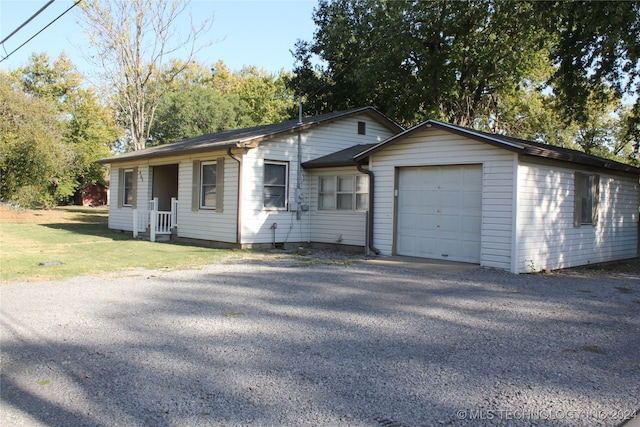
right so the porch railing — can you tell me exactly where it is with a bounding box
[133,197,178,242]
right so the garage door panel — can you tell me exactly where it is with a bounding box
[418,237,438,256]
[398,213,419,231]
[439,215,461,233]
[464,191,482,208]
[462,216,482,233]
[441,197,463,209]
[396,165,482,263]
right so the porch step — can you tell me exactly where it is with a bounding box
[135,230,174,242]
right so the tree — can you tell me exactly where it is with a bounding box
[65,87,121,185]
[290,0,639,165]
[231,66,297,125]
[2,53,121,206]
[535,1,640,125]
[150,85,247,145]
[0,72,71,207]
[149,60,297,145]
[12,53,121,191]
[80,0,214,150]
[291,0,550,128]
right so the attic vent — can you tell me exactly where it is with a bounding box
[358,121,366,135]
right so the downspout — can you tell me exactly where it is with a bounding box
[296,96,303,222]
[227,147,242,246]
[357,163,380,255]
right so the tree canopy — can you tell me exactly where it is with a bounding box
[80,0,214,151]
[150,61,297,145]
[290,0,640,165]
[1,53,121,207]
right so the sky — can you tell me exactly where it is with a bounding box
[0,0,318,76]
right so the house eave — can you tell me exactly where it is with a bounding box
[354,119,640,176]
[98,106,401,165]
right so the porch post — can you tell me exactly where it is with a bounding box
[133,209,139,238]
[150,198,158,242]
[171,197,178,228]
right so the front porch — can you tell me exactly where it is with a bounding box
[133,197,178,242]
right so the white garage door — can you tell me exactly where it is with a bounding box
[396,165,482,263]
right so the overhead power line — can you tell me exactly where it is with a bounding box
[0,0,56,45]
[0,0,83,64]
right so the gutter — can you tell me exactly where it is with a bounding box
[356,163,380,255]
[227,147,242,245]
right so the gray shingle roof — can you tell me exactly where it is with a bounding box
[98,107,402,164]
[354,120,640,174]
[301,144,377,169]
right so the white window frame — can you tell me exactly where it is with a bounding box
[355,175,369,210]
[200,161,217,209]
[318,175,368,211]
[122,169,134,207]
[263,161,288,210]
[318,176,336,210]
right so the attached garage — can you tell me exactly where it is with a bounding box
[354,119,639,273]
[396,165,483,263]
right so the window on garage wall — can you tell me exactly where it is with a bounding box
[574,171,599,226]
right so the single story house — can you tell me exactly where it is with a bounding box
[98,108,640,274]
[97,107,403,249]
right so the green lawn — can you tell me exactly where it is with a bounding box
[0,205,244,282]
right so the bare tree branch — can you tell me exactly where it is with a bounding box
[80,0,215,151]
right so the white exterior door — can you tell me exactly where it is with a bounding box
[396,164,482,263]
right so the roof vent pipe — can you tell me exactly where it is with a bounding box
[356,163,380,255]
[297,94,303,125]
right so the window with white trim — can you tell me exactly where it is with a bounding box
[263,161,288,209]
[319,176,336,210]
[200,161,217,209]
[123,169,134,206]
[318,175,368,211]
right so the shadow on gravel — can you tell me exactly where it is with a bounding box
[1,262,639,426]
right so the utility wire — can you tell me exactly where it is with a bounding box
[0,0,83,63]
[0,0,56,45]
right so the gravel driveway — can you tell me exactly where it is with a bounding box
[1,252,639,427]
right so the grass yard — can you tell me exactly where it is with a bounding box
[0,204,243,282]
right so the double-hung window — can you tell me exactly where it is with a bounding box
[318,175,368,211]
[118,167,137,209]
[122,169,134,206]
[263,161,288,209]
[192,158,224,212]
[574,172,599,226]
[319,177,336,210]
[200,161,217,209]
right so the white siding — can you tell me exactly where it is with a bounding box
[515,161,639,273]
[240,116,396,245]
[107,162,150,231]
[176,153,239,243]
[370,128,517,270]
[308,166,368,247]
[105,114,397,245]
